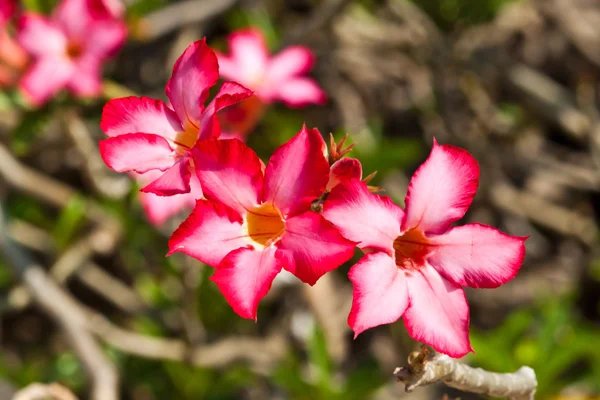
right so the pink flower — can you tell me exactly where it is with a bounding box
[99,39,253,198]
[322,140,527,357]
[216,28,327,107]
[16,0,126,105]
[168,127,355,320]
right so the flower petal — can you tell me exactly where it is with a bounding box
[140,158,191,196]
[100,96,182,140]
[19,57,74,106]
[211,246,282,320]
[99,133,174,173]
[269,77,327,107]
[17,14,66,56]
[166,39,219,128]
[83,18,126,59]
[198,81,254,140]
[402,140,480,235]
[278,212,355,285]
[322,179,403,253]
[347,252,408,338]
[222,28,269,87]
[137,172,201,226]
[403,265,472,358]
[67,55,102,97]
[327,157,362,191]
[168,199,249,267]
[263,126,329,217]
[267,46,315,83]
[427,223,527,289]
[192,138,263,215]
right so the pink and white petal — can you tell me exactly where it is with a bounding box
[99,0,125,18]
[67,56,102,97]
[140,158,191,196]
[17,14,66,56]
[99,133,175,173]
[192,138,263,215]
[327,157,362,191]
[211,246,282,320]
[139,190,194,226]
[278,212,355,285]
[198,81,254,140]
[263,126,329,217]
[267,46,315,84]
[269,77,327,108]
[100,96,182,140]
[427,223,527,289]
[402,140,480,235]
[403,265,473,358]
[226,28,269,86]
[347,252,409,337]
[53,0,91,38]
[168,199,249,267]
[19,57,74,106]
[137,169,201,225]
[215,53,242,82]
[83,19,126,59]
[166,39,219,128]
[322,179,403,253]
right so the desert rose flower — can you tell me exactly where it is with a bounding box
[215,28,327,139]
[16,0,126,105]
[100,39,253,198]
[322,140,527,357]
[168,127,355,320]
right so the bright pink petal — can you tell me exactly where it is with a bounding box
[67,55,102,97]
[224,28,269,87]
[327,157,362,191]
[198,81,254,140]
[267,46,315,83]
[83,18,126,59]
[99,0,125,18]
[137,172,201,226]
[347,252,408,337]
[211,246,282,320]
[278,212,355,285]
[215,53,240,81]
[140,158,191,196]
[427,223,527,289]
[269,77,327,107]
[192,138,263,215]
[17,14,66,56]
[263,126,329,217]
[402,140,480,235]
[19,57,74,106]
[322,179,403,253]
[168,199,249,267]
[0,0,16,24]
[166,39,218,128]
[54,0,108,39]
[100,96,182,140]
[99,133,174,173]
[403,265,472,358]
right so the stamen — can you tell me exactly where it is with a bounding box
[393,228,430,270]
[246,203,285,246]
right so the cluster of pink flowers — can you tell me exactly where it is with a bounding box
[99,35,527,358]
[0,0,126,105]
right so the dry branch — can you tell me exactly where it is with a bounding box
[394,347,537,400]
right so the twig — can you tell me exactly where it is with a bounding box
[394,346,537,400]
[62,110,130,200]
[132,0,237,41]
[0,203,119,400]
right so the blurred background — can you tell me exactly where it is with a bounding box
[1,0,600,398]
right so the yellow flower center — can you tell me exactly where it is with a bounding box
[393,228,430,271]
[173,121,200,156]
[246,203,285,247]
